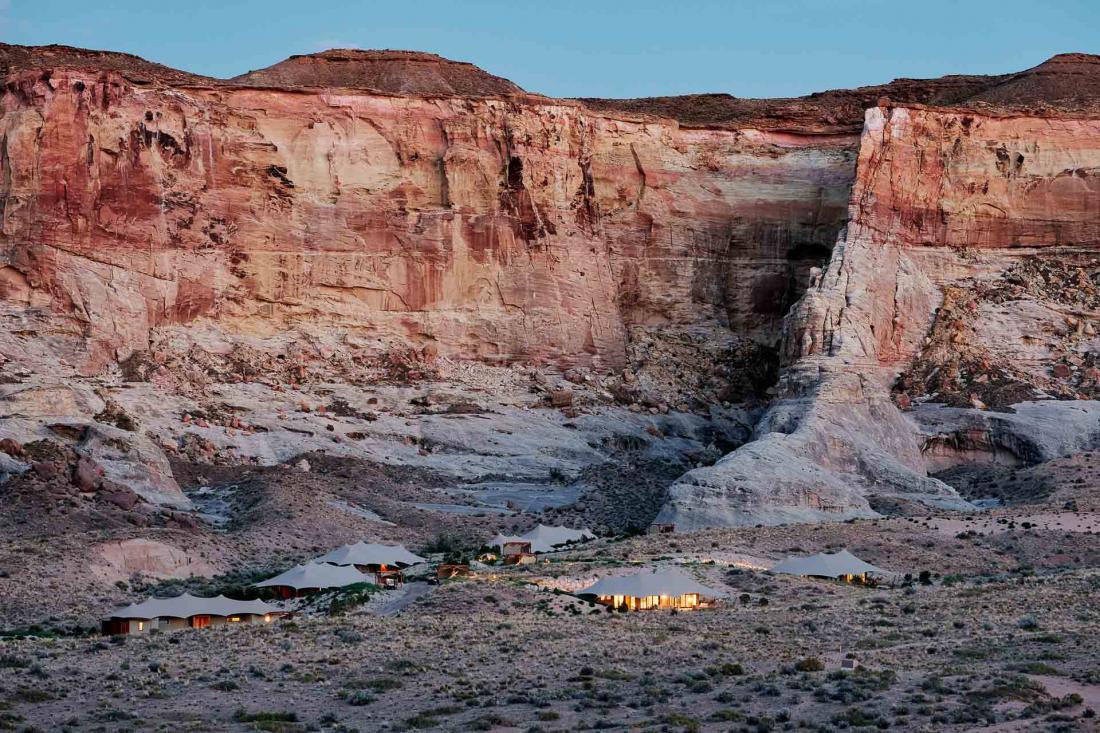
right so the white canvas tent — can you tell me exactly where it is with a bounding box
[769,549,886,579]
[487,524,595,554]
[254,562,371,595]
[109,593,280,620]
[103,594,282,635]
[486,533,527,550]
[577,567,723,610]
[315,542,426,568]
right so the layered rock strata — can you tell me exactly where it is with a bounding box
[0,50,855,378]
[3,44,1100,528]
[659,105,1100,528]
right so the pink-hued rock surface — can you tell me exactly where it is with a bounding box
[89,538,220,583]
[3,43,1100,530]
[0,46,856,377]
[659,103,1100,528]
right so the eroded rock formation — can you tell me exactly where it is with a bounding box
[0,46,856,380]
[659,103,1100,528]
[2,43,1100,528]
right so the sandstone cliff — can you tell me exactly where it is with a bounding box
[3,44,1100,529]
[659,103,1100,528]
[0,46,854,379]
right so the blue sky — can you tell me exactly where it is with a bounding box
[2,0,1097,98]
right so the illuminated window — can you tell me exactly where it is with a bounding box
[229,616,241,623]
[137,622,144,631]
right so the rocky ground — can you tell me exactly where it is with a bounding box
[934,448,1100,506]
[2,508,1100,732]
[896,256,1100,413]
[3,340,1100,732]
[4,343,1100,733]
[0,322,755,627]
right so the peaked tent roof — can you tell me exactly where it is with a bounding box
[769,549,886,578]
[488,524,595,553]
[523,524,595,551]
[578,568,724,598]
[315,542,426,567]
[487,534,529,548]
[254,562,371,591]
[488,530,530,548]
[107,593,281,620]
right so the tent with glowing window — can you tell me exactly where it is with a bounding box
[102,593,283,635]
[314,542,426,588]
[577,567,724,611]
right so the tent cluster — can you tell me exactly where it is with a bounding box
[577,568,724,611]
[102,538,891,632]
[488,525,594,564]
[769,549,888,584]
[102,541,427,634]
[256,542,427,597]
[102,594,284,636]
[571,549,892,613]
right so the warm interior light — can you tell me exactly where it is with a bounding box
[598,591,705,611]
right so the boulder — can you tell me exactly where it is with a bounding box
[76,424,190,509]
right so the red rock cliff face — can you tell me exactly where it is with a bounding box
[7,45,1100,530]
[853,108,1100,249]
[659,102,1100,529]
[0,60,855,375]
[792,106,1100,370]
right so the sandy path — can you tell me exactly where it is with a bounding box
[373,581,433,617]
[1031,674,1100,709]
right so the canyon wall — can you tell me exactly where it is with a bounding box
[4,46,1100,529]
[0,66,855,377]
[658,105,1100,528]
